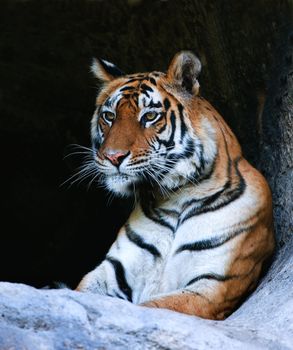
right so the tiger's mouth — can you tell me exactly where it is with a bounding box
[107,173,131,182]
[99,155,171,195]
[103,172,139,196]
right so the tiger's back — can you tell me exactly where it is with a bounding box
[75,51,275,320]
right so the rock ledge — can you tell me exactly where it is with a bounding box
[0,251,292,350]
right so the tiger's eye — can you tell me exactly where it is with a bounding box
[102,111,115,122]
[144,112,157,121]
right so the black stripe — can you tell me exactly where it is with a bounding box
[197,144,205,173]
[178,104,187,140]
[104,97,112,107]
[182,139,195,158]
[200,157,245,213]
[158,207,180,217]
[132,92,139,106]
[200,179,230,207]
[154,207,177,232]
[158,110,176,148]
[106,257,132,301]
[120,86,135,91]
[223,156,246,197]
[166,138,195,162]
[149,77,157,85]
[184,120,232,203]
[148,100,162,108]
[191,151,218,184]
[186,273,234,287]
[125,224,161,258]
[92,134,101,149]
[198,130,232,198]
[140,83,153,92]
[140,201,175,233]
[181,157,245,223]
[106,291,125,300]
[157,115,167,134]
[163,98,171,111]
[175,224,254,254]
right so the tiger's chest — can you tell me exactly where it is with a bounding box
[120,200,239,303]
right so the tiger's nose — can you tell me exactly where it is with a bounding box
[103,150,130,166]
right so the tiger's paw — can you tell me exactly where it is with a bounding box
[139,300,161,308]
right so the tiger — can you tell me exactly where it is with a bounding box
[75,51,275,320]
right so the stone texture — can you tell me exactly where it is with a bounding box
[0,272,292,350]
[259,27,293,248]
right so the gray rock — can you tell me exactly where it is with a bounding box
[0,259,292,350]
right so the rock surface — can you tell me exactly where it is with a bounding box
[0,255,292,350]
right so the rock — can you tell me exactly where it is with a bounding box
[0,262,292,350]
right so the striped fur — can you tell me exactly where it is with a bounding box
[76,51,275,320]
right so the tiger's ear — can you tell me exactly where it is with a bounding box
[91,58,125,82]
[167,51,202,95]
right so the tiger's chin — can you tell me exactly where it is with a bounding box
[104,174,137,197]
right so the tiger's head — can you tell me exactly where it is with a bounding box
[90,51,217,196]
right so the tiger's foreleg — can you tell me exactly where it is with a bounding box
[140,289,241,320]
[141,291,225,320]
[140,257,264,320]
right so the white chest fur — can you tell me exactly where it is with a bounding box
[104,181,258,304]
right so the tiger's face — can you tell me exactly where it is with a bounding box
[90,52,215,196]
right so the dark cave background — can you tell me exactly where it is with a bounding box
[0,0,292,289]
